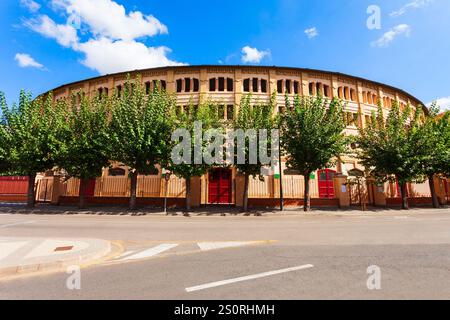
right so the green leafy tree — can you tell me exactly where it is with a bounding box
[357,102,424,210]
[416,104,450,208]
[57,93,111,209]
[0,97,12,174]
[110,77,175,210]
[169,101,221,212]
[0,91,66,207]
[233,93,277,212]
[281,95,348,212]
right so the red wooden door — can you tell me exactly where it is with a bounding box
[208,169,232,204]
[318,169,336,199]
[84,179,96,197]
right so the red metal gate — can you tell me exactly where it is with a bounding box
[208,169,232,204]
[318,169,336,199]
[0,176,28,195]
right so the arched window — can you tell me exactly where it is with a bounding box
[209,78,216,91]
[227,78,233,92]
[316,83,322,96]
[97,87,108,99]
[252,78,259,92]
[285,80,292,94]
[218,77,225,92]
[350,89,357,102]
[309,82,315,96]
[260,79,267,93]
[344,87,349,100]
[323,85,330,97]
[243,79,250,92]
[338,87,343,99]
[293,81,299,94]
[372,94,377,105]
[193,78,199,92]
[184,78,191,92]
[176,79,182,92]
[277,80,283,93]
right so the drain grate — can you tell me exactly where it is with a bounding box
[54,246,74,252]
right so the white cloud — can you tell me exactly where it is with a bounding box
[52,0,168,41]
[23,1,185,74]
[390,0,433,17]
[241,46,270,64]
[371,24,411,47]
[20,0,41,12]
[77,38,185,74]
[304,27,318,39]
[427,97,450,111]
[24,15,79,48]
[15,53,44,69]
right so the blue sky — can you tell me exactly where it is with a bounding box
[1,0,449,109]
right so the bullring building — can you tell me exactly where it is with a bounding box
[26,66,450,208]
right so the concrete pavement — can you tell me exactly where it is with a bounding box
[0,236,111,277]
[0,207,449,299]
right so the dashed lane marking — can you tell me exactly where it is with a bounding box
[115,243,179,262]
[197,241,261,251]
[185,264,314,293]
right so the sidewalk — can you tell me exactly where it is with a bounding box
[0,236,111,277]
[0,202,449,217]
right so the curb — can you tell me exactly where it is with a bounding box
[0,240,111,278]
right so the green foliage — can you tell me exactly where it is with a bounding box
[418,103,450,178]
[0,93,12,174]
[233,92,277,179]
[168,100,222,211]
[110,76,176,174]
[0,90,66,176]
[357,102,424,184]
[281,95,348,176]
[169,100,222,180]
[57,93,111,181]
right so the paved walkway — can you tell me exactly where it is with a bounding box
[0,236,111,277]
[0,202,449,217]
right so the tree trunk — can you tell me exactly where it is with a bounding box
[304,173,311,212]
[243,173,249,212]
[78,178,89,209]
[400,181,409,210]
[428,174,440,209]
[129,171,138,210]
[185,177,191,213]
[26,173,36,208]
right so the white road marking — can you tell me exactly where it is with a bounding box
[114,250,135,260]
[116,244,178,261]
[185,264,314,293]
[0,241,28,261]
[197,241,256,251]
[0,221,35,228]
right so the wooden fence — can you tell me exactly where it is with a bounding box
[248,175,320,199]
[62,175,186,198]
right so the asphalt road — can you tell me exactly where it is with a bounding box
[0,208,449,299]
